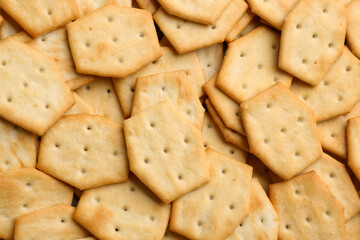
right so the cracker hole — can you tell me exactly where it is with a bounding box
[346,66,351,72]
[163,148,168,153]
[338,96,343,101]
[323,8,328,13]
[330,133,336,138]
[130,87,134,92]
[41,38,46,42]
[178,175,182,180]
[130,187,135,192]
[314,60,317,65]
[152,60,157,64]
[306,217,311,223]
[211,25,216,30]
[295,189,300,195]
[85,85,90,90]
[95,197,100,202]
[7,97,12,103]
[296,23,301,29]
[222,169,227,174]
[272,45,276,50]
[295,152,300,157]
[208,124,212,128]
[83,147,88,152]
[229,205,234,210]
[144,159,149,164]
[39,67,44,73]
[242,84,247,89]
[197,221,202,227]
[4,160,9,165]
[118,58,123,63]
[329,173,335,178]
[325,210,331,216]
[302,59,307,64]
[139,33,144,38]
[23,204,27,208]
[273,77,278,83]
[85,42,90,47]
[257,64,263,70]
[113,151,118,156]
[26,182,31,187]
[112,37,117,43]
[240,52,245,58]
[280,128,286,133]
[266,103,271,109]
[209,195,214,200]
[186,110,191,115]
[176,24,181,29]
[150,122,155,128]
[87,125,92,130]
[45,103,50,109]
[240,222,243,227]
[297,117,304,123]
[23,82,28,88]
[204,144,207,148]
[264,139,269,144]
[123,207,128,212]
[47,9,52,15]
[328,43,334,48]
[207,63,211,67]
[55,143,60,148]
[323,81,329,86]
[230,149,235,154]
[60,219,65,223]
[108,17,113,22]
[261,218,264,223]
[312,33,318,39]
[150,216,155,221]
[236,111,240,117]
[81,169,86,174]
[115,227,119,232]
[1,61,6,66]
[184,138,189,143]
[161,86,166,91]
[285,224,290,229]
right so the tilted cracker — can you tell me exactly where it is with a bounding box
[225,9,255,43]
[124,101,210,203]
[0,38,75,136]
[203,113,247,163]
[136,0,160,14]
[132,71,204,130]
[0,168,74,239]
[14,204,90,240]
[8,31,32,43]
[203,73,245,135]
[240,82,322,180]
[74,174,171,240]
[65,92,94,116]
[205,99,249,152]
[269,171,346,240]
[153,0,248,54]
[170,148,252,240]
[197,44,223,82]
[301,153,360,221]
[113,47,205,117]
[157,0,231,25]
[347,116,360,181]
[0,9,22,40]
[247,0,299,30]
[0,0,78,37]
[217,26,293,104]
[279,0,346,86]
[346,211,360,240]
[76,78,124,124]
[246,154,272,194]
[164,228,188,240]
[317,101,360,159]
[346,0,360,59]
[77,0,132,16]
[291,47,360,122]
[67,5,161,78]
[28,27,95,91]
[0,118,36,173]
[226,178,278,240]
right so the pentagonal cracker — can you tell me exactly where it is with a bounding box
[124,100,210,203]
[170,148,252,240]
[217,26,293,104]
[347,116,360,181]
[0,38,75,136]
[240,82,322,180]
[346,0,360,59]
[73,174,171,240]
[37,114,129,190]
[67,5,161,78]
[279,0,346,86]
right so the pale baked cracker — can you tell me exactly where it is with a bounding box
[240,82,322,180]
[113,46,205,118]
[157,0,231,25]
[0,38,75,136]
[226,178,278,240]
[225,9,255,43]
[14,204,90,240]
[246,154,272,194]
[136,0,160,14]
[279,0,346,86]
[347,116,360,181]
[203,73,245,135]
[217,26,292,104]
[346,211,360,240]
[65,92,94,116]
[247,0,299,30]
[0,168,74,239]
[153,0,248,54]
[28,27,95,91]
[301,153,360,221]
[164,228,188,240]
[132,71,204,130]
[317,101,360,159]
[8,31,32,43]
[269,171,346,240]
[77,0,132,16]
[346,0,360,59]
[197,44,223,82]
[0,118,36,173]
[170,148,252,240]
[205,99,249,152]
[76,78,124,124]
[37,114,128,190]
[0,0,78,37]
[291,47,360,122]
[74,174,171,240]
[67,5,161,78]
[124,101,209,203]
[203,113,247,163]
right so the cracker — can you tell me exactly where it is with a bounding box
[226,178,278,240]
[65,92,94,116]
[217,26,293,104]
[225,9,255,43]
[197,44,224,82]
[347,116,360,181]
[153,0,248,54]
[240,82,322,180]
[28,27,95,91]
[269,171,346,240]
[76,238,97,240]
[0,118,37,173]
[77,0,132,16]
[124,100,209,203]
[157,0,231,25]
[203,73,245,135]
[346,212,360,240]
[14,204,90,240]
[301,153,360,221]
[170,148,252,240]
[164,228,188,240]
[113,47,205,118]
[76,78,124,124]
[74,174,171,239]
[203,113,247,163]
[236,17,261,39]
[291,47,360,122]
[247,0,299,30]
[8,31,32,43]
[205,99,249,152]
[0,38,75,136]
[246,154,272,194]
[37,114,128,190]
[132,71,204,130]
[0,168,74,239]
[317,101,360,159]
[279,0,346,86]
[346,0,360,59]
[0,9,22,40]
[136,0,160,14]
[0,0,78,37]
[67,5,161,78]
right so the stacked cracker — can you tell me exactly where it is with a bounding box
[0,0,359,239]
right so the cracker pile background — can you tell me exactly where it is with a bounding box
[0,0,359,239]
